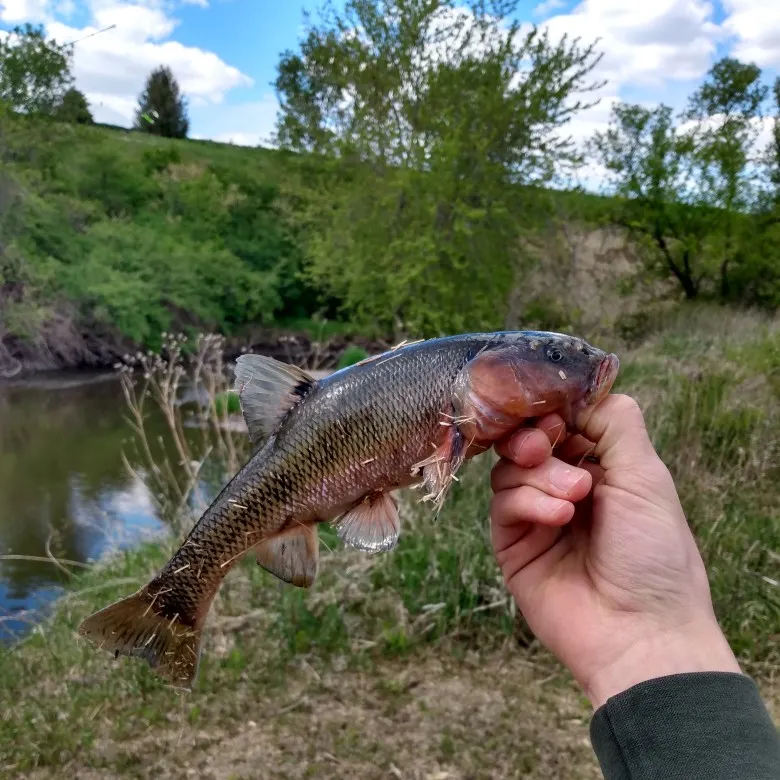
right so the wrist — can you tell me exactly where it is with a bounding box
[585,619,743,710]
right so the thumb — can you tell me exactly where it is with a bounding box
[575,394,660,472]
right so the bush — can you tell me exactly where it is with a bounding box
[0,114,330,355]
[141,144,181,174]
[213,390,241,416]
[336,345,369,369]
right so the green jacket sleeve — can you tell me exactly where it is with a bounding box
[589,672,780,779]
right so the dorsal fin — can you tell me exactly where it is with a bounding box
[233,354,315,446]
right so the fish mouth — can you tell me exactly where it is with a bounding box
[586,353,620,405]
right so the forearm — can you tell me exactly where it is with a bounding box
[590,672,780,780]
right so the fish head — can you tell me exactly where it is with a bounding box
[460,332,619,438]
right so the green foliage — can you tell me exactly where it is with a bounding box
[274,0,605,335]
[141,143,181,174]
[0,23,73,115]
[62,218,278,344]
[55,87,93,124]
[591,102,712,299]
[3,25,779,366]
[75,144,159,216]
[135,65,189,139]
[337,345,369,368]
[767,77,780,203]
[592,56,780,306]
[0,113,315,352]
[213,390,241,415]
[684,58,768,299]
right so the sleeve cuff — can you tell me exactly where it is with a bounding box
[590,672,780,780]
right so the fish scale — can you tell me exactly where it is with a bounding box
[77,331,619,688]
[131,339,473,636]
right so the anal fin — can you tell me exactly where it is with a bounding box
[254,523,319,588]
[333,491,400,553]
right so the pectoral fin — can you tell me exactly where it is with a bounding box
[333,491,401,553]
[233,354,316,447]
[254,524,319,588]
[411,421,466,512]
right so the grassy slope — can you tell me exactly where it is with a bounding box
[1,304,779,778]
[1,116,618,368]
[1,118,317,367]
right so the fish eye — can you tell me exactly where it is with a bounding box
[547,347,563,363]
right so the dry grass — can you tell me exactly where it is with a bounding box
[20,649,602,780]
[1,303,779,777]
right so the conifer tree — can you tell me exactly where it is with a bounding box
[135,65,189,138]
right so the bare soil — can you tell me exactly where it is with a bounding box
[26,644,777,780]
[28,649,607,780]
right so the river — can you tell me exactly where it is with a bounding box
[0,371,196,643]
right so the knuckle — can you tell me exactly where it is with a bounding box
[489,492,509,523]
[609,393,643,418]
[490,460,512,492]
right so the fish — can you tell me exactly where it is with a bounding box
[77,330,619,689]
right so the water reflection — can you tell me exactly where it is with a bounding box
[0,371,191,641]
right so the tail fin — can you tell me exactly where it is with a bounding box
[78,589,203,690]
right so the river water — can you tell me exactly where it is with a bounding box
[0,371,191,642]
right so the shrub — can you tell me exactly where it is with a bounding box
[337,345,369,369]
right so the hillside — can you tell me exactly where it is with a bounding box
[0,116,323,373]
[0,113,620,375]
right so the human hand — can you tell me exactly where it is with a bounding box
[489,393,742,709]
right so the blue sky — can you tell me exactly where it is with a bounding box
[1,0,778,157]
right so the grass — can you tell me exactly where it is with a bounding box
[1,304,778,776]
[273,317,366,342]
[213,390,241,416]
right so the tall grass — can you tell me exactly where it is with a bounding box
[618,307,780,665]
[114,331,250,533]
[0,304,778,773]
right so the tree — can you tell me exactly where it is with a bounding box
[0,24,73,115]
[590,102,708,299]
[592,57,773,303]
[55,88,93,124]
[135,66,189,139]
[765,77,780,208]
[730,76,780,308]
[273,0,604,336]
[683,57,768,298]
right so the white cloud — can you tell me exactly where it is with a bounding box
[533,0,725,181]
[193,93,280,148]
[533,0,567,17]
[541,0,720,90]
[89,3,176,41]
[722,0,780,68]
[0,0,51,22]
[40,2,252,126]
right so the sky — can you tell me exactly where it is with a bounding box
[0,0,778,162]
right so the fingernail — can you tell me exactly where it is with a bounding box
[511,432,531,462]
[550,465,585,494]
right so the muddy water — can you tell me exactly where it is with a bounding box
[0,371,191,642]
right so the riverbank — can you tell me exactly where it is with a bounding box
[1,304,779,776]
[1,322,387,379]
